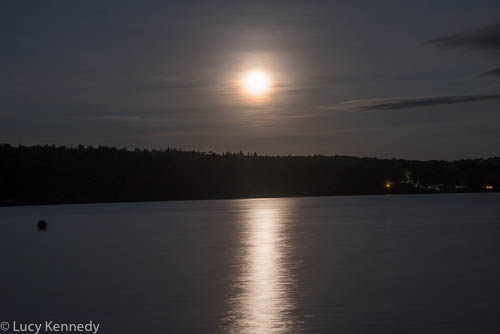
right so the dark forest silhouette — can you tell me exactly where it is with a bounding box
[0,144,498,206]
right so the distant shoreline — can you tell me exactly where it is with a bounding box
[1,144,498,207]
[1,191,499,208]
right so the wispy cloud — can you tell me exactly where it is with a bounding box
[480,67,500,76]
[67,115,145,122]
[429,22,500,78]
[429,23,500,50]
[331,93,500,112]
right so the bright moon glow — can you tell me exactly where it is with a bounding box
[242,70,271,96]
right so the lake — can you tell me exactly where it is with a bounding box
[1,193,499,333]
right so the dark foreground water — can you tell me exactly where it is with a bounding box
[1,194,499,333]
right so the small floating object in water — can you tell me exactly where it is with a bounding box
[37,220,47,231]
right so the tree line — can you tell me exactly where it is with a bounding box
[0,144,498,206]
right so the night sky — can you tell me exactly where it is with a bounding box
[2,0,500,159]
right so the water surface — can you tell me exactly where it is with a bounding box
[1,194,499,333]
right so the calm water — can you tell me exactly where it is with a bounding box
[1,194,499,333]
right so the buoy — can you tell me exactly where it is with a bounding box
[37,220,47,231]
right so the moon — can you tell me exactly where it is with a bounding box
[242,70,271,97]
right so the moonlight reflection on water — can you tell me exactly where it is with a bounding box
[222,200,298,333]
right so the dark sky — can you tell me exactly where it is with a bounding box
[2,0,500,159]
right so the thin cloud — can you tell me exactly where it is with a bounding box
[429,23,500,50]
[429,23,500,78]
[334,93,500,112]
[480,67,500,76]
